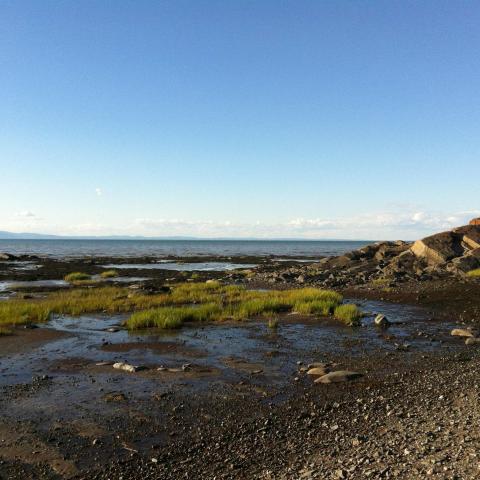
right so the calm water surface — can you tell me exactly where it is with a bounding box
[0,239,371,259]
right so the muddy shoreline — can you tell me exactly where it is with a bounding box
[1,254,480,479]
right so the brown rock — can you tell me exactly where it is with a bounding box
[411,230,464,265]
[451,328,474,338]
[306,366,330,376]
[314,370,363,384]
[469,218,480,226]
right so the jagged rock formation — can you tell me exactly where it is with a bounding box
[248,219,480,288]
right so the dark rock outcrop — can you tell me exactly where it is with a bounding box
[249,220,480,288]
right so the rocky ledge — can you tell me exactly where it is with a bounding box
[249,220,480,289]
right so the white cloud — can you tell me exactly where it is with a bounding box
[2,208,479,240]
[15,211,37,218]
[95,188,103,197]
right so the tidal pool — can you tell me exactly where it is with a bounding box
[102,262,257,271]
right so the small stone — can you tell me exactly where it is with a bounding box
[374,314,390,328]
[451,328,474,338]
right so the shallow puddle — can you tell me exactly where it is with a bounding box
[0,279,69,291]
[0,299,456,389]
[102,262,256,271]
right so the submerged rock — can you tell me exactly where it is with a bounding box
[314,371,363,384]
[306,366,330,376]
[451,328,475,338]
[374,314,390,328]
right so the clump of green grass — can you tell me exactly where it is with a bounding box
[230,298,288,320]
[0,327,13,336]
[371,277,391,287]
[467,269,480,278]
[100,270,119,279]
[280,288,343,305]
[294,299,337,316]
[268,316,279,329]
[0,301,52,327]
[126,303,221,330]
[334,304,362,326]
[64,272,91,282]
[0,281,357,332]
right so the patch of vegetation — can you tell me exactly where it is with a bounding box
[100,270,119,279]
[334,304,362,326]
[267,316,279,329]
[64,272,92,282]
[127,303,221,329]
[466,269,480,278]
[0,281,359,331]
[370,277,391,287]
[294,299,337,315]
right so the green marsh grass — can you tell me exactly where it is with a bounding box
[0,281,360,332]
[467,269,480,278]
[334,304,362,326]
[294,299,337,316]
[100,270,119,279]
[268,316,279,329]
[64,272,91,282]
[127,303,221,330]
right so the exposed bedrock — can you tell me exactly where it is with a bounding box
[248,219,480,288]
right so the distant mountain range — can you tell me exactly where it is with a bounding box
[0,231,198,240]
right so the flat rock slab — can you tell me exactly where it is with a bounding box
[451,328,475,338]
[314,370,363,384]
[306,366,330,376]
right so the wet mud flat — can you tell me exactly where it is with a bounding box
[1,297,478,479]
[1,255,480,479]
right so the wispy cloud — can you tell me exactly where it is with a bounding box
[95,188,103,197]
[2,208,479,239]
[15,211,37,218]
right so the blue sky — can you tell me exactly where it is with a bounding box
[1,0,479,239]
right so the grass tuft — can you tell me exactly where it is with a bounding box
[334,304,362,326]
[126,303,221,330]
[100,270,119,279]
[64,272,91,282]
[466,269,480,278]
[294,299,337,316]
[267,316,279,329]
